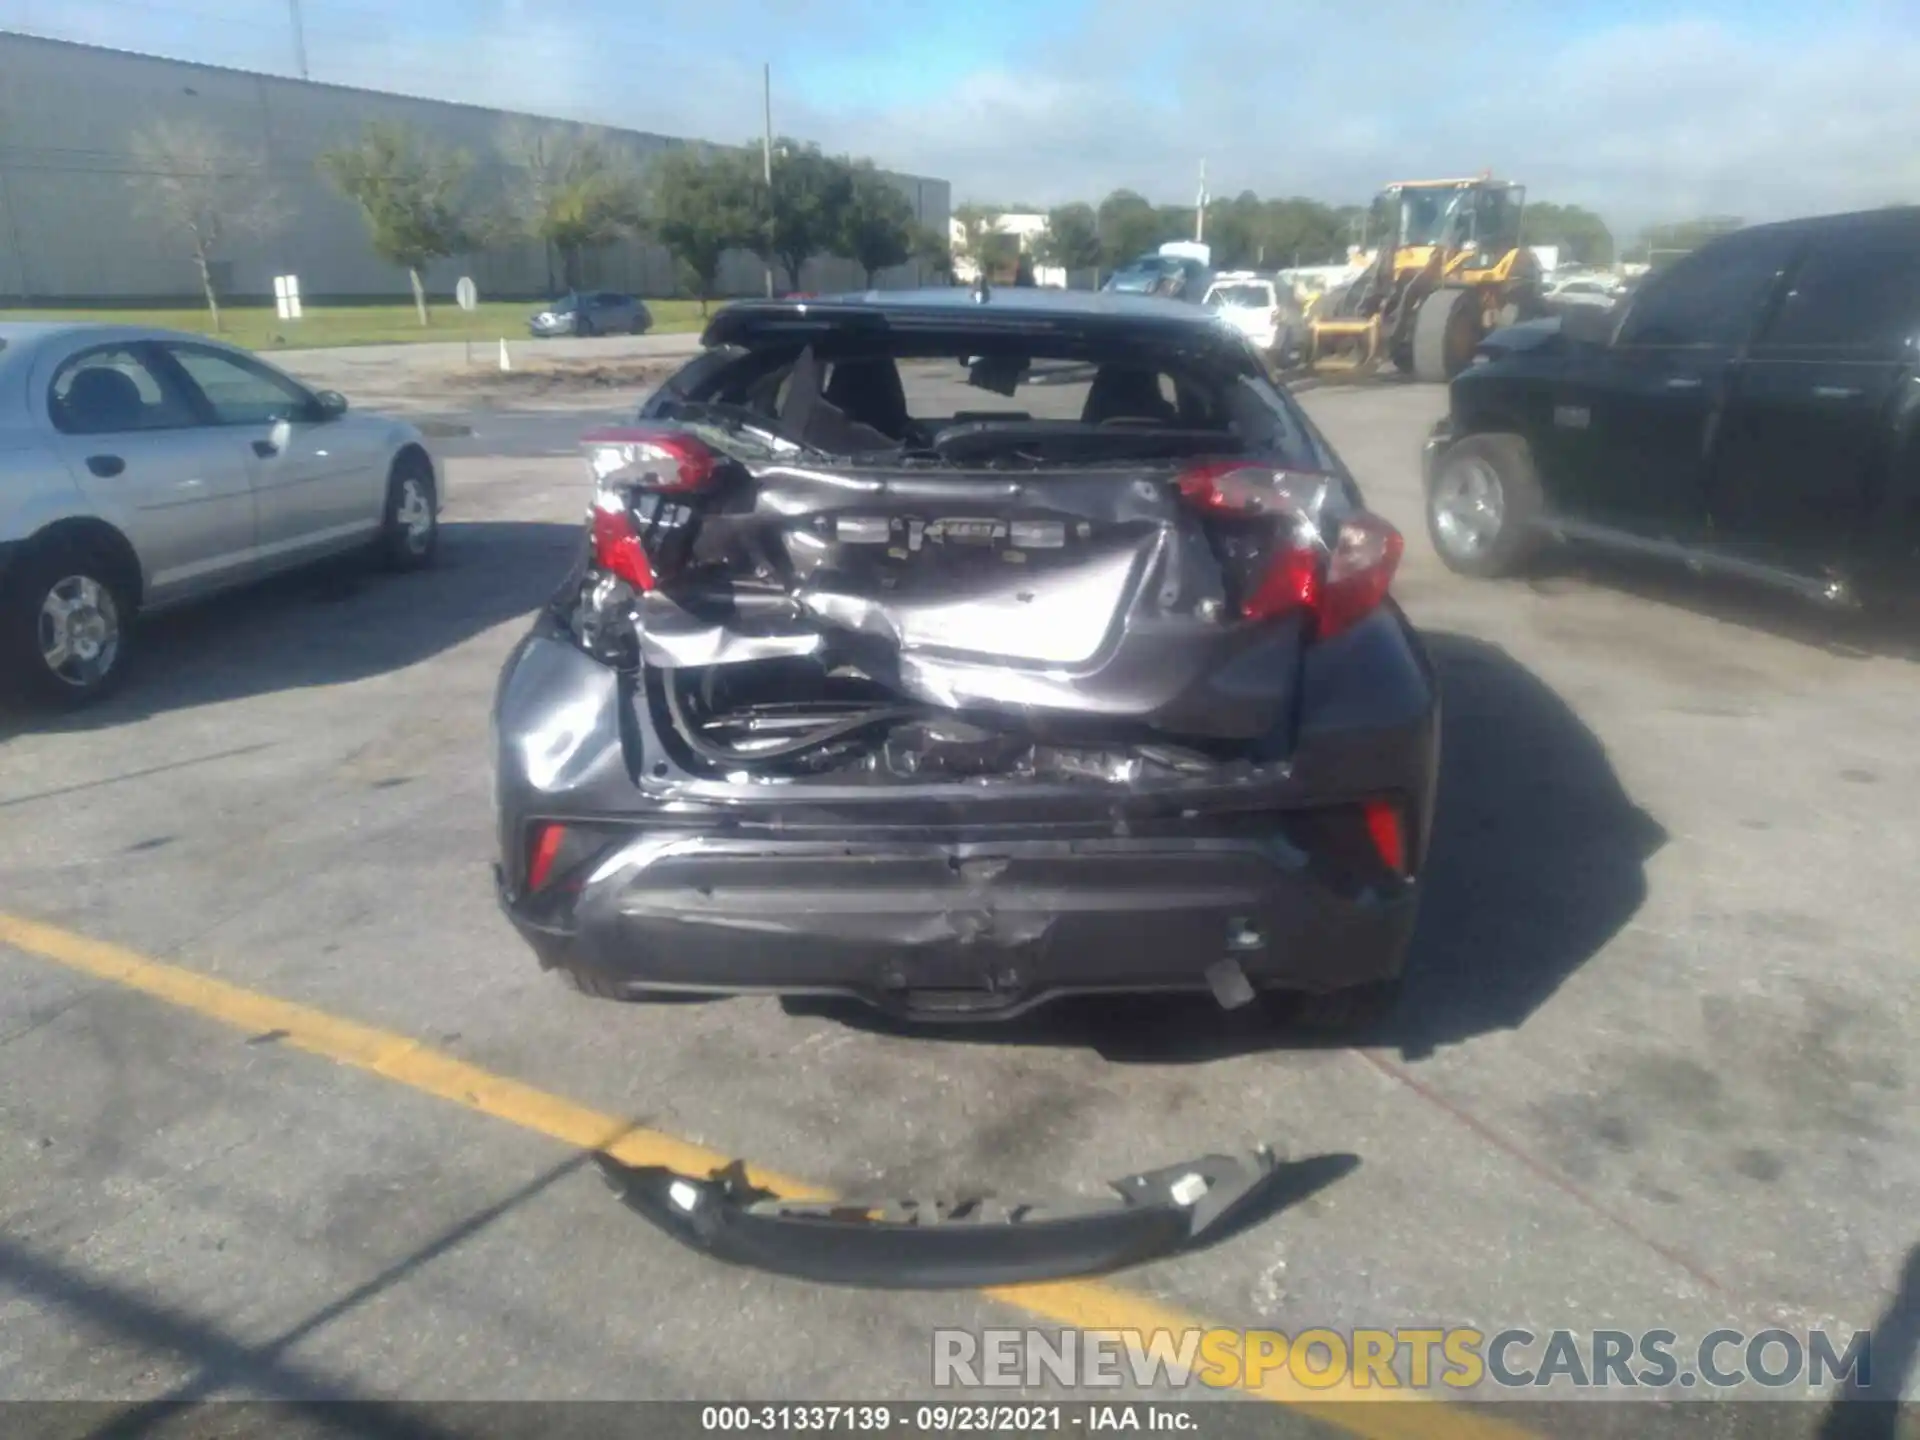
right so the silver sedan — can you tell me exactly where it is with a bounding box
[0,323,443,707]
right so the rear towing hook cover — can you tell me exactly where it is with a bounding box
[594,1146,1359,1290]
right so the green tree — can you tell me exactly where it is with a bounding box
[320,122,478,325]
[1255,197,1350,267]
[1155,203,1196,247]
[651,146,759,314]
[836,161,915,286]
[129,120,285,333]
[1201,191,1264,270]
[1094,189,1163,269]
[953,203,1014,280]
[758,139,853,292]
[912,224,954,282]
[1520,201,1614,266]
[1036,201,1102,274]
[499,122,649,292]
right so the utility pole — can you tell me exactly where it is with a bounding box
[287,0,310,79]
[1195,158,1207,243]
[762,62,775,298]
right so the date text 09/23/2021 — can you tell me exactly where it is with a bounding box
[699,1405,1192,1433]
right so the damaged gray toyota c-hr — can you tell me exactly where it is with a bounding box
[491,286,1439,1033]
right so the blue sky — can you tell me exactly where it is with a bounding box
[5,0,1918,236]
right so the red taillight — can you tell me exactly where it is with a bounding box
[526,822,567,892]
[590,495,656,591]
[1320,512,1404,639]
[1363,798,1405,875]
[579,428,717,494]
[1175,460,1323,516]
[580,428,717,592]
[1243,544,1320,623]
[1174,462,1402,638]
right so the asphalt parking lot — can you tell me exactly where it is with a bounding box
[1,376,1916,1436]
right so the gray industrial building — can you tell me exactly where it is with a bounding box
[0,32,951,305]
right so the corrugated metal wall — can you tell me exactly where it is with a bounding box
[0,34,951,305]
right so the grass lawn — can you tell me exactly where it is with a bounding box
[0,299,715,351]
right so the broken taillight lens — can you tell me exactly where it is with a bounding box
[1321,511,1405,639]
[580,428,718,593]
[590,492,655,591]
[579,427,717,494]
[1175,462,1402,639]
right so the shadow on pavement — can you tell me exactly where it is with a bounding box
[0,1148,602,1438]
[1818,1240,1920,1440]
[1531,547,1920,663]
[788,631,1665,1064]
[0,520,580,740]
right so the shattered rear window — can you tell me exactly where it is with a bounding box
[662,326,1317,469]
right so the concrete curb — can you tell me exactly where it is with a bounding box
[415,419,475,438]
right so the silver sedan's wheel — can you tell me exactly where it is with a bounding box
[37,573,122,689]
[378,457,439,571]
[395,477,434,557]
[1431,455,1507,561]
[2,542,136,708]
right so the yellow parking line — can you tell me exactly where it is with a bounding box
[0,908,1537,1440]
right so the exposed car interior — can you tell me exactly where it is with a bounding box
[677,337,1301,466]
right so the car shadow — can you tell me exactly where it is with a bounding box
[0,520,581,739]
[1816,1240,1920,1439]
[784,630,1666,1063]
[1529,547,1920,663]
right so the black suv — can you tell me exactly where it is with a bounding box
[1421,206,1920,608]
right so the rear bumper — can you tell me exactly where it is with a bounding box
[501,831,1419,1019]
[596,1146,1355,1289]
[493,613,1438,1020]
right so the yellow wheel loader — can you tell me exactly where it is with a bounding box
[1305,176,1546,383]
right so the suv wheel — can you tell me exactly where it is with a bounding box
[1,540,135,708]
[1426,433,1543,578]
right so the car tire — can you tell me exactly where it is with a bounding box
[1260,978,1403,1037]
[1425,432,1543,579]
[577,313,596,338]
[377,453,439,571]
[0,538,136,709]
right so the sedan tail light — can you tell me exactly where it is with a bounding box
[1175,462,1402,640]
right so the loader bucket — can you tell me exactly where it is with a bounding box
[1304,317,1383,376]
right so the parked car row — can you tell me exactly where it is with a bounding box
[0,324,441,707]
